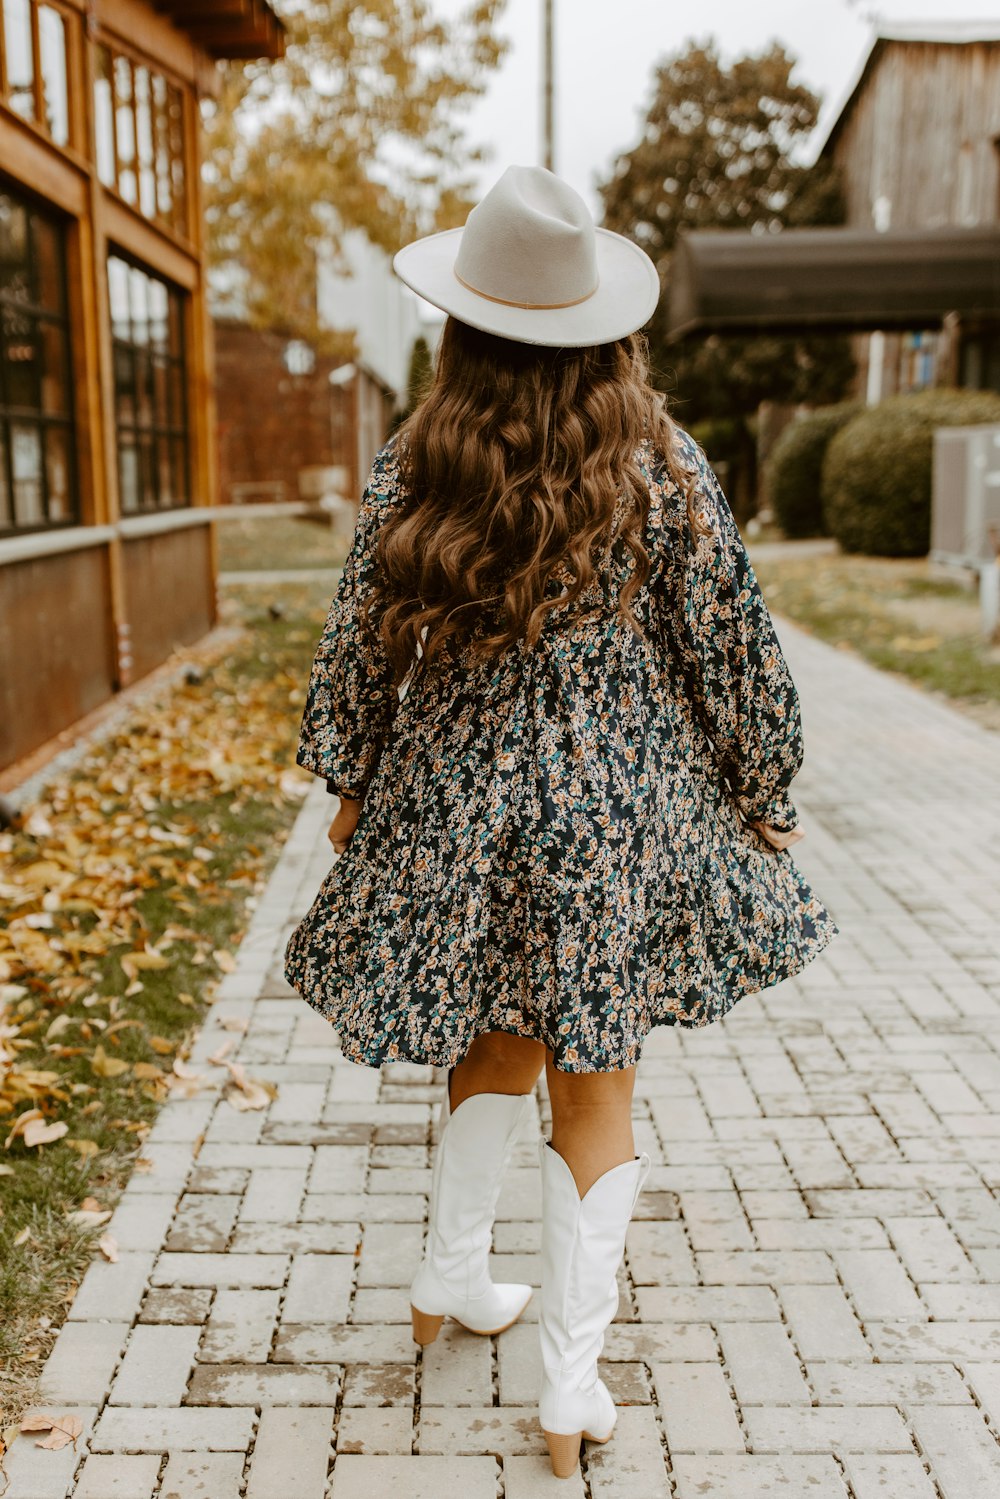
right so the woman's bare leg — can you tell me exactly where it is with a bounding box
[447,1030,546,1112]
[544,1050,637,1198]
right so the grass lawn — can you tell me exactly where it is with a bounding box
[0,578,334,1429]
[216,511,347,573]
[749,547,1000,732]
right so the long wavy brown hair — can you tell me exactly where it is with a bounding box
[362,315,711,686]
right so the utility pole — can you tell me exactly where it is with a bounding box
[542,0,555,172]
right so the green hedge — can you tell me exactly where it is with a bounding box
[767,402,862,538]
[821,388,1000,556]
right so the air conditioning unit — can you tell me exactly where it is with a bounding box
[931,424,1000,639]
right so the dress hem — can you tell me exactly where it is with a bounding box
[291,910,841,1075]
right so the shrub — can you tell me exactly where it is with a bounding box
[767,402,862,538]
[821,388,1000,556]
[687,417,745,467]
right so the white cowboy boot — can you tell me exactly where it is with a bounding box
[409,1073,534,1344]
[537,1136,651,1478]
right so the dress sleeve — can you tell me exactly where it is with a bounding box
[295,442,403,800]
[655,441,804,833]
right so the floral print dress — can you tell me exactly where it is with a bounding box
[283,429,840,1073]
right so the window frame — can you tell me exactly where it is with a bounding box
[0,178,77,536]
[0,0,72,150]
[107,247,191,518]
[93,31,188,240]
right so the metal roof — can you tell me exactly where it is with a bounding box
[815,23,1000,160]
[153,1,285,61]
[665,224,1000,342]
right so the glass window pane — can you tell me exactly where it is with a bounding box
[134,350,152,426]
[4,0,35,123]
[39,7,69,147]
[118,439,140,513]
[129,265,149,346]
[10,423,44,526]
[0,427,11,529]
[94,45,116,186]
[172,435,188,504]
[39,319,69,415]
[0,193,30,302]
[45,425,71,520]
[2,308,40,408]
[139,435,155,509]
[114,54,137,205]
[134,66,157,218]
[156,435,174,507]
[151,354,168,421]
[108,254,189,513]
[112,342,133,425]
[0,190,77,531]
[152,73,173,223]
[168,362,184,428]
[108,255,131,340]
[167,87,186,234]
[32,216,64,312]
[148,277,168,351]
[167,291,183,357]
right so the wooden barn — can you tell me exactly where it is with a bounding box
[0,0,284,776]
[817,22,1000,400]
[667,24,1000,401]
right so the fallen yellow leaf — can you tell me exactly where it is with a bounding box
[91,1045,131,1079]
[66,1138,100,1158]
[68,1207,112,1227]
[22,1118,69,1149]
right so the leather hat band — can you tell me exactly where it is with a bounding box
[454,266,599,311]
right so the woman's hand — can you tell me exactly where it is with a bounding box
[751,818,805,851]
[328,795,362,855]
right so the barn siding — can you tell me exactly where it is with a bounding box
[834,41,1000,231]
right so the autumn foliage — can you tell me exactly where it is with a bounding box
[202,1,508,345]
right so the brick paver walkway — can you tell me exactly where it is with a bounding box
[8,615,1000,1499]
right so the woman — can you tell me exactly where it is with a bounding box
[284,164,839,1479]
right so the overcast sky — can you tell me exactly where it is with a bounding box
[431,0,1000,212]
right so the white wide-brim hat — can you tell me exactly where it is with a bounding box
[392,164,660,348]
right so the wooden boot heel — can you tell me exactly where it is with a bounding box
[542,1428,584,1478]
[410,1304,444,1345]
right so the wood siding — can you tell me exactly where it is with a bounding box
[833,41,1000,231]
[121,526,214,682]
[0,546,116,767]
[829,38,1000,401]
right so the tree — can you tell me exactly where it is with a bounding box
[203,2,507,348]
[389,333,435,431]
[597,40,855,515]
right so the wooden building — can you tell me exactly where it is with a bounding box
[666,25,1000,399]
[816,23,1000,399]
[0,0,283,775]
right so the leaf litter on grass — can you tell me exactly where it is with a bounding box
[0,584,330,1434]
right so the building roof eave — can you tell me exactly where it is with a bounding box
[153,1,286,62]
[666,223,1000,342]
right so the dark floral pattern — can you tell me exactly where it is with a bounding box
[284,430,840,1073]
